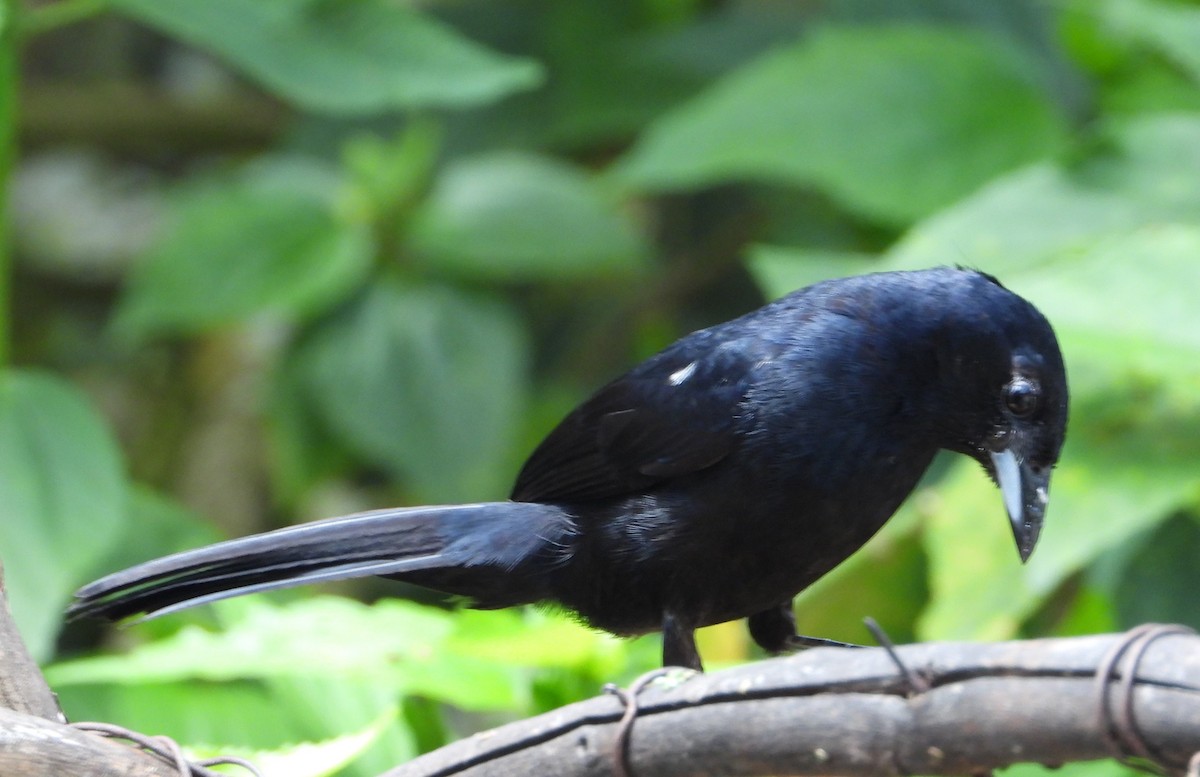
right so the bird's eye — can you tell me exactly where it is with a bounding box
[1004,377,1041,417]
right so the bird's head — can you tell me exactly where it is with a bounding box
[923,270,1069,563]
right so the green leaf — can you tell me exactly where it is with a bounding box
[1102,61,1200,116]
[915,463,1038,641]
[446,609,619,670]
[885,116,1200,379]
[410,152,646,281]
[109,0,542,113]
[613,24,1067,225]
[1108,514,1200,628]
[341,122,441,224]
[793,523,928,645]
[269,679,417,774]
[889,163,1143,273]
[57,668,410,767]
[888,114,1200,272]
[743,117,1200,643]
[916,230,1200,639]
[1092,0,1200,86]
[0,370,125,660]
[1002,759,1140,777]
[48,596,523,710]
[1013,224,1200,360]
[83,487,221,631]
[919,385,1200,641]
[294,281,528,501]
[115,165,374,339]
[55,680,301,749]
[265,355,354,508]
[48,598,450,685]
[186,706,397,777]
[1049,586,1118,637]
[745,246,880,299]
[866,115,1200,640]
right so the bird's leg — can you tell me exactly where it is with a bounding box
[661,612,703,671]
[748,601,863,654]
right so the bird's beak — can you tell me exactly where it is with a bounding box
[989,449,1049,563]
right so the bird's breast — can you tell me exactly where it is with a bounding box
[553,444,936,634]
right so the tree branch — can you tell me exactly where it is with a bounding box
[386,631,1200,777]
[4,554,1198,777]
[0,562,210,776]
[0,708,198,777]
[0,560,61,720]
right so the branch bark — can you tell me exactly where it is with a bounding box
[0,561,197,777]
[0,560,61,720]
[3,557,1198,776]
[387,631,1200,777]
[0,708,197,777]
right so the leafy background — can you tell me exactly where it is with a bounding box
[3,0,1200,774]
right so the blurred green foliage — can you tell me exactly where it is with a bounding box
[3,0,1200,774]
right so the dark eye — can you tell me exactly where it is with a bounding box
[1004,377,1041,417]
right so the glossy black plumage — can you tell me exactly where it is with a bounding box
[70,268,1069,671]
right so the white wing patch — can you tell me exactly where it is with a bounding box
[669,362,698,386]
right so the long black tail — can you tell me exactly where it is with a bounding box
[69,502,577,622]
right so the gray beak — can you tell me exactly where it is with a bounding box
[989,449,1049,563]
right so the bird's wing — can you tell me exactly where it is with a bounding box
[512,335,769,503]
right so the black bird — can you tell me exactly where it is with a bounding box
[70,268,1068,671]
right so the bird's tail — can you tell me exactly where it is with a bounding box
[69,502,576,622]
